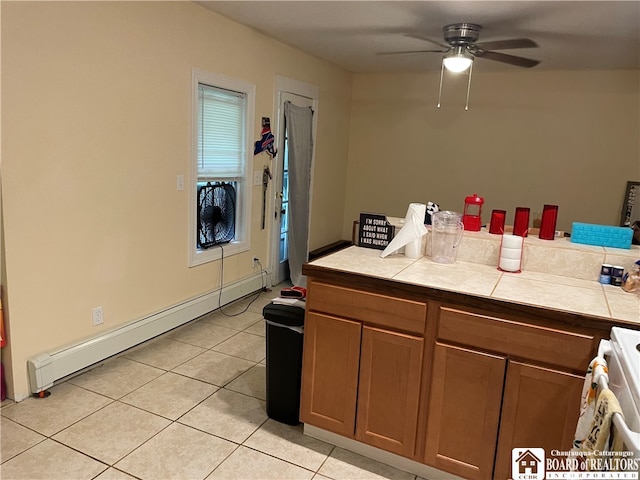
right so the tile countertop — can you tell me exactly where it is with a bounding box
[307,241,640,326]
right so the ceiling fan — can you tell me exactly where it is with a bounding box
[380,23,540,71]
[380,23,540,110]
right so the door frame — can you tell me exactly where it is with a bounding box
[270,76,319,285]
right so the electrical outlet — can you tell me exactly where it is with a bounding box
[176,175,184,191]
[251,257,260,269]
[253,171,262,186]
[92,306,104,326]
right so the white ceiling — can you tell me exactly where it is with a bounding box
[197,1,640,73]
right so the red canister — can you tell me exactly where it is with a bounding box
[489,210,506,234]
[539,204,558,240]
[513,207,530,237]
[462,194,484,232]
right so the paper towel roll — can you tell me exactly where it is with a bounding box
[380,203,427,258]
[404,237,423,258]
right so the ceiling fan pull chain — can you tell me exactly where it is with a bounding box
[465,63,473,111]
[437,60,445,108]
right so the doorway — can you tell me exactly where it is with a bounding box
[271,78,318,286]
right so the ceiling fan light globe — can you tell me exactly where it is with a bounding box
[443,55,473,72]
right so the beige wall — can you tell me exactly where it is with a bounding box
[1,1,351,399]
[344,69,640,237]
[3,1,638,400]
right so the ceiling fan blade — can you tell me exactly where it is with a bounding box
[473,38,539,51]
[376,49,449,56]
[403,33,449,49]
[473,50,540,68]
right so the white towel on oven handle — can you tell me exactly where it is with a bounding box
[581,388,625,461]
[571,356,609,452]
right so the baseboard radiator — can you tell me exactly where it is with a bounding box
[27,273,266,397]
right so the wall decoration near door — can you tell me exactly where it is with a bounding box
[284,101,314,287]
[261,166,272,230]
[254,117,277,158]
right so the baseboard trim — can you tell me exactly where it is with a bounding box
[26,273,265,399]
[303,424,463,480]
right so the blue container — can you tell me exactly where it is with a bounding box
[570,223,633,249]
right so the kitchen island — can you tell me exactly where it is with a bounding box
[299,235,639,480]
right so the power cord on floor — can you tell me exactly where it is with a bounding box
[217,245,268,317]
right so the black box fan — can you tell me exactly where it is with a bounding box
[197,182,236,249]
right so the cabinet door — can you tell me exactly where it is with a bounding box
[425,343,506,480]
[493,361,583,480]
[355,326,424,457]
[299,312,361,437]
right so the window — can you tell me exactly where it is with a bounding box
[189,69,255,266]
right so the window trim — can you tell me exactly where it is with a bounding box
[189,69,255,267]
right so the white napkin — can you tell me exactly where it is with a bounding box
[380,203,427,258]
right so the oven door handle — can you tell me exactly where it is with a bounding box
[597,338,612,358]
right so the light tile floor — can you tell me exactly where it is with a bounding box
[0,287,426,480]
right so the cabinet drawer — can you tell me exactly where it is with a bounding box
[308,281,427,335]
[437,307,595,371]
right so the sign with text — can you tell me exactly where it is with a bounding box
[358,213,394,250]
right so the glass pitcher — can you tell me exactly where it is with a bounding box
[431,211,465,264]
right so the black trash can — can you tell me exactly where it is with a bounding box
[263,302,305,425]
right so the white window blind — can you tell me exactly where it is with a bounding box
[197,84,246,181]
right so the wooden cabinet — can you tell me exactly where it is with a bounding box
[425,343,505,480]
[493,361,583,480]
[300,281,426,458]
[424,306,592,479]
[299,272,602,480]
[356,326,423,456]
[299,312,361,437]
[425,342,584,480]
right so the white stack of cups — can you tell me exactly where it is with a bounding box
[499,234,523,272]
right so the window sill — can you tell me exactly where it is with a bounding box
[189,240,249,267]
